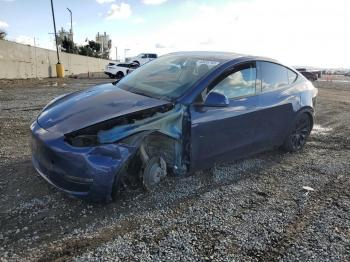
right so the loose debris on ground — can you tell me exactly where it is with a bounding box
[0,77,349,261]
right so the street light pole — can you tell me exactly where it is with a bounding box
[50,0,60,63]
[67,7,73,42]
[124,48,130,62]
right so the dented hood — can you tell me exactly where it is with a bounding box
[37,84,171,134]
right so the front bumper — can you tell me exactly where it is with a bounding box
[30,121,133,202]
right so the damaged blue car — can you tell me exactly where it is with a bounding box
[31,51,318,202]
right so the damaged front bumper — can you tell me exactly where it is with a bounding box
[30,121,133,202]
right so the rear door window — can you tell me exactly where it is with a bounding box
[260,62,289,92]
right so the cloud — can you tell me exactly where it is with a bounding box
[96,0,114,4]
[0,20,9,29]
[155,43,167,48]
[132,17,145,24]
[140,0,350,68]
[142,0,167,5]
[200,37,215,46]
[106,3,132,20]
[110,0,350,67]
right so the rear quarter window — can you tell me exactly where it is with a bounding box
[287,69,298,84]
[260,62,289,92]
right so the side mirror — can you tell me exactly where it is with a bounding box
[203,91,229,107]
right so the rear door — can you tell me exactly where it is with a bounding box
[255,61,300,149]
[190,62,262,170]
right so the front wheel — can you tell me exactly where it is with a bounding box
[283,112,312,152]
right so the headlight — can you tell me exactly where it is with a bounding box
[65,135,98,147]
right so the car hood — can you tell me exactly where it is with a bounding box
[37,84,171,134]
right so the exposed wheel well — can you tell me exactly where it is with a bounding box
[111,132,178,200]
[141,133,177,168]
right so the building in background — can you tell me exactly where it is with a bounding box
[96,32,111,54]
[57,27,73,45]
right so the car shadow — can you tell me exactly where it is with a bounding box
[0,150,282,252]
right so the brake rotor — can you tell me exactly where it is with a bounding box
[142,156,167,191]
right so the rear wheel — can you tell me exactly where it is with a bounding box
[116,71,124,79]
[283,112,312,152]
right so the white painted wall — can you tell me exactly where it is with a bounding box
[0,40,114,79]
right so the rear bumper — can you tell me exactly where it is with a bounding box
[30,121,133,202]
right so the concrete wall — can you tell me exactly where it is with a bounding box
[0,40,114,79]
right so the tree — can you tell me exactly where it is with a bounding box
[78,40,104,58]
[61,36,77,54]
[0,30,6,40]
[88,40,101,53]
[101,50,110,59]
[78,45,94,57]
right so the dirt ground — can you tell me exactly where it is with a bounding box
[0,76,349,261]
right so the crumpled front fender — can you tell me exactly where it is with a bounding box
[31,121,135,202]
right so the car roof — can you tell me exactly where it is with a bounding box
[164,51,279,64]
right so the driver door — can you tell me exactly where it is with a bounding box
[190,62,262,170]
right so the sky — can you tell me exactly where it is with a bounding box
[0,0,350,68]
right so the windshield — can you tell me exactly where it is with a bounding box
[117,54,222,100]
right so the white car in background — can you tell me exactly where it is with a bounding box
[129,53,158,66]
[104,63,136,79]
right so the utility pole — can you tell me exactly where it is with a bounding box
[50,0,64,77]
[115,47,117,61]
[67,7,73,42]
[50,0,60,63]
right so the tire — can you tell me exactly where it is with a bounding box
[283,112,312,152]
[116,71,124,79]
[111,164,127,201]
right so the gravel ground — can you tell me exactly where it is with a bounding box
[0,77,349,261]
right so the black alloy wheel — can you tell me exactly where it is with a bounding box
[283,113,312,152]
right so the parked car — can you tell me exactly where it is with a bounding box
[126,62,140,75]
[345,72,350,77]
[31,51,318,202]
[296,69,318,82]
[104,62,135,79]
[129,53,158,66]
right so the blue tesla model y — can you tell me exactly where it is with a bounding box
[31,52,318,202]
